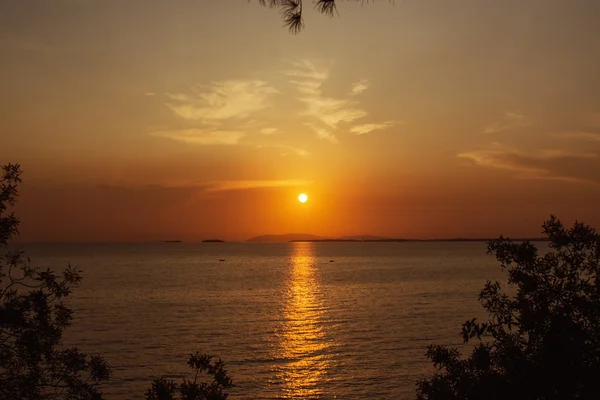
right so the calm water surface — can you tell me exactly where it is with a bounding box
[21,242,507,399]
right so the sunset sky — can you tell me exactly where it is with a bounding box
[2,0,600,242]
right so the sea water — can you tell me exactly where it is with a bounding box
[19,242,507,399]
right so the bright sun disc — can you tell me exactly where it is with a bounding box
[298,193,308,203]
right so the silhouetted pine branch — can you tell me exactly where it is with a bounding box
[257,0,386,33]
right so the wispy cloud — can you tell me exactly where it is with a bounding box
[260,128,279,135]
[350,122,396,135]
[150,129,245,145]
[351,80,369,95]
[256,144,310,157]
[458,143,600,184]
[282,59,329,81]
[303,122,339,143]
[156,61,394,147]
[283,60,392,143]
[305,97,367,128]
[166,80,278,123]
[156,80,279,146]
[483,112,531,134]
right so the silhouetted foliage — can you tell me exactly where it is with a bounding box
[0,164,21,246]
[417,216,600,400]
[0,163,110,399]
[146,352,233,400]
[258,0,385,33]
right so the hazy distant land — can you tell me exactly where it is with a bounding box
[246,234,549,243]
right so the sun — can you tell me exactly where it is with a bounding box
[298,193,308,203]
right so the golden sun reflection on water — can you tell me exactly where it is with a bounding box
[275,242,331,399]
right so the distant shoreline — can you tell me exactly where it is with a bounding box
[289,238,550,243]
[247,233,551,243]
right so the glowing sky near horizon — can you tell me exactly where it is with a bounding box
[1,0,599,242]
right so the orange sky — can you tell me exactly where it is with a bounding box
[1,0,600,242]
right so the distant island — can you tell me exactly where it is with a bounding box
[164,240,182,243]
[246,233,549,243]
[202,239,225,243]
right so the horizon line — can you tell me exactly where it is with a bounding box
[11,236,550,245]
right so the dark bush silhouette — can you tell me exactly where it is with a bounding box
[0,163,110,399]
[417,216,600,399]
[146,352,233,400]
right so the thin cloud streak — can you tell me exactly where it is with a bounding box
[459,143,600,184]
[103,179,313,194]
[350,122,396,135]
[260,128,279,135]
[256,144,310,157]
[150,129,245,145]
[207,179,313,192]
